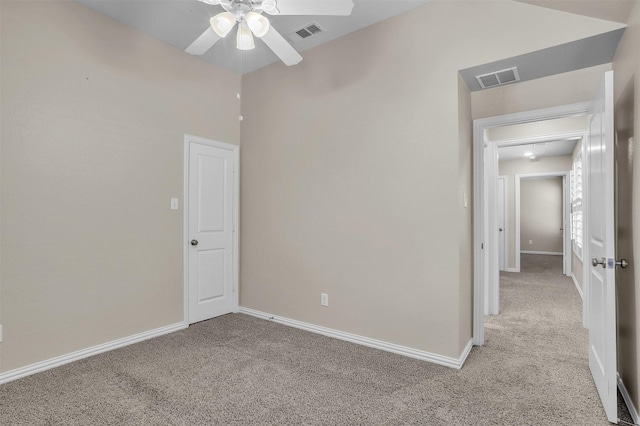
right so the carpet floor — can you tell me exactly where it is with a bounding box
[0,254,632,425]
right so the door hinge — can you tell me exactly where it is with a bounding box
[481,243,484,249]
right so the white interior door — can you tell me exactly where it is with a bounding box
[587,71,617,423]
[188,140,238,324]
[498,176,506,271]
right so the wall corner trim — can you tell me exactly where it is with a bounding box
[0,322,187,385]
[618,373,640,425]
[239,307,472,370]
[571,273,584,300]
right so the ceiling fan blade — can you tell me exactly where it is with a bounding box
[261,27,303,66]
[185,27,221,55]
[265,0,354,16]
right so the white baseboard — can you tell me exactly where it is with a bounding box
[239,307,472,370]
[505,267,518,273]
[0,322,186,385]
[571,273,583,299]
[521,250,563,255]
[618,373,640,425]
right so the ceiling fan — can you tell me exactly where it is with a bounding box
[186,0,355,66]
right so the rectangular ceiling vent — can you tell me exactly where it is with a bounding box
[475,67,520,89]
[289,23,324,43]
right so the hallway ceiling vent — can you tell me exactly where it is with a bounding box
[289,23,324,43]
[475,67,520,89]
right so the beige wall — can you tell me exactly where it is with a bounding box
[472,63,612,120]
[499,156,572,269]
[0,0,630,373]
[239,1,621,359]
[0,1,240,372]
[612,0,640,412]
[520,177,563,253]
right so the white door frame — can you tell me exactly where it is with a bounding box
[183,134,240,326]
[473,102,591,345]
[514,172,571,276]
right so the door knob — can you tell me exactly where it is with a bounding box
[616,259,629,269]
[499,228,503,232]
[191,239,198,246]
[592,257,606,268]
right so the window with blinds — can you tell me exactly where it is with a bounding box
[571,152,583,259]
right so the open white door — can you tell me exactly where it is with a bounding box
[587,71,617,423]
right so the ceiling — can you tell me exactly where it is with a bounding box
[74,0,430,74]
[515,0,636,24]
[73,0,630,82]
[498,139,579,161]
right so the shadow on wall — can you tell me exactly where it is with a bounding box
[615,77,637,404]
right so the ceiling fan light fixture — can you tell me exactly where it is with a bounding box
[245,11,270,37]
[210,12,236,37]
[261,0,277,13]
[237,23,255,50]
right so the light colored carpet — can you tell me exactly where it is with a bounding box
[0,254,630,425]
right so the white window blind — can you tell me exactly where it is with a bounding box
[571,152,583,259]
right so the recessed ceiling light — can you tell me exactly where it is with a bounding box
[523,152,533,157]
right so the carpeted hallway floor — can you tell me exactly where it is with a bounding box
[0,254,632,425]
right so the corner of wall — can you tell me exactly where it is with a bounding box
[458,74,473,353]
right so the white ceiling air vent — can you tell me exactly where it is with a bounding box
[289,23,324,43]
[475,67,520,89]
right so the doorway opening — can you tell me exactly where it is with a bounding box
[473,71,618,423]
[479,114,587,317]
[472,101,592,343]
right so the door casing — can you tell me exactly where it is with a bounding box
[473,102,591,344]
[183,134,240,326]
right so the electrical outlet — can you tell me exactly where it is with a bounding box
[170,198,179,210]
[321,293,329,307]
[529,240,533,245]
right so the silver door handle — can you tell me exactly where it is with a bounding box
[592,257,606,268]
[616,259,629,269]
[191,240,198,246]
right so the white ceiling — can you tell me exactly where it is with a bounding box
[73,0,629,84]
[498,139,579,161]
[74,0,430,74]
